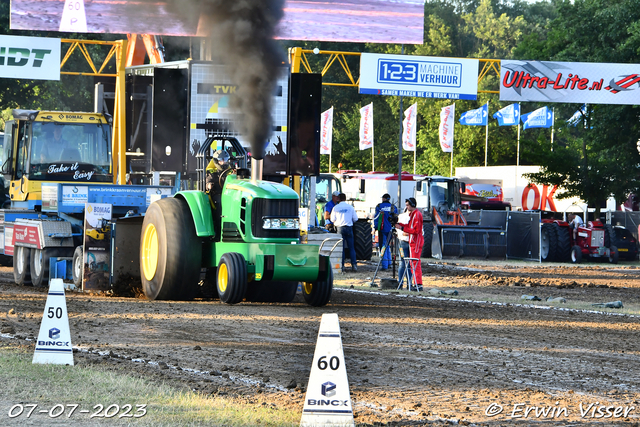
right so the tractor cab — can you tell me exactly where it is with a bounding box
[1,109,113,203]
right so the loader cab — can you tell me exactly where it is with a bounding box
[416,177,464,213]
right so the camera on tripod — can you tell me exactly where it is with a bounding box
[388,211,399,226]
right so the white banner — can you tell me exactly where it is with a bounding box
[402,103,417,151]
[359,103,374,150]
[320,107,334,155]
[359,53,479,100]
[439,104,455,153]
[0,35,61,80]
[501,60,640,105]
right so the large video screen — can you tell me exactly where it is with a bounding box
[10,0,425,44]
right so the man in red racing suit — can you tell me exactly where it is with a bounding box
[395,197,423,290]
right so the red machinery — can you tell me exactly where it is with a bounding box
[541,219,618,264]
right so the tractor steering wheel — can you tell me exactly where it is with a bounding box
[218,167,234,188]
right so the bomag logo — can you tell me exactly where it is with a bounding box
[0,47,52,68]
[65,114,84,120]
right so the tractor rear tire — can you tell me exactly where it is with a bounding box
[554,224,572,262]
[13,245,31,285]
[217,252,248,304]
[303,258,333,307]
[140,197,201,301]
[30,248,69,288]
[570,245,582,264]
[245,281,298,303]
[540,223,557,262]
[421,222,434,258]
[604,224,614,248]
[608,246,619,264]
[353,220,373,261]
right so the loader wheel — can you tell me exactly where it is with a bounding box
[353,219,373,261]
[421,222,434,258]
[72,246,84,289]
[570,245,582,264]
[540,223,557,262]
[13,245,31,285]
[141,197,202,301]
[608,246,619,264]
[554,224,571,262]
[303,257,333,307]
[31,248,68,288]
[245,281,298,303]
[217,252,247,304]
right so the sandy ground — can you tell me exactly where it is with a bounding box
[2,258,640,426]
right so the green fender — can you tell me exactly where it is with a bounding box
[175,191,215,238]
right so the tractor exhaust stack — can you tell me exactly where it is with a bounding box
[251,158,263,183]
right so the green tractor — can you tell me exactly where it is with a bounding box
[138,137,333,306]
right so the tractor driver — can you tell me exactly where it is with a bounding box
[568,213,584,240]
[206,149,233,195]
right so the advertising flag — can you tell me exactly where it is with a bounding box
[521,107,553,129]
[402,103,418,151]
[320,107,334,155]
[359,103,374,150]
[493,103,520,126]
[567,104,587,126]
[439,104,455,153]
[459,103,488,126]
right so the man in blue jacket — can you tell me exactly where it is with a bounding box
[374,193,398,270]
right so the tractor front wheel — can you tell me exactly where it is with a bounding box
[140,197,201,301]
[570,245,583,264]
[13,245,31,285]
[303,258,333,307]
[353,220,373,261]
[217,252,248,304]
[608,246,619,264]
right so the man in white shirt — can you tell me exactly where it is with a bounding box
[568,213,584,240]
[330,193,358,272]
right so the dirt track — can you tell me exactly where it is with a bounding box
[2,259,640,426]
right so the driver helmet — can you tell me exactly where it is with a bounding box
[211,150,231,171]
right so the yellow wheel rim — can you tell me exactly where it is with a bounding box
[218,263,228,293]
[141,224,159,281]
[303,282,313,295]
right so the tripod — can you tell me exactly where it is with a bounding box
[369,227,404,287]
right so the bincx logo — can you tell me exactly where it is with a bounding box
[0,47,52,68]
[49,328,60,339]
[321,381,336,397]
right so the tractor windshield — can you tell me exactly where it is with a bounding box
[29,121,112,182]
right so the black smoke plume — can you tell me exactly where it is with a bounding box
[162,0,285,160]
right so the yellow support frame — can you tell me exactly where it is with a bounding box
[58,39,127,185]
[289,47,501,94]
